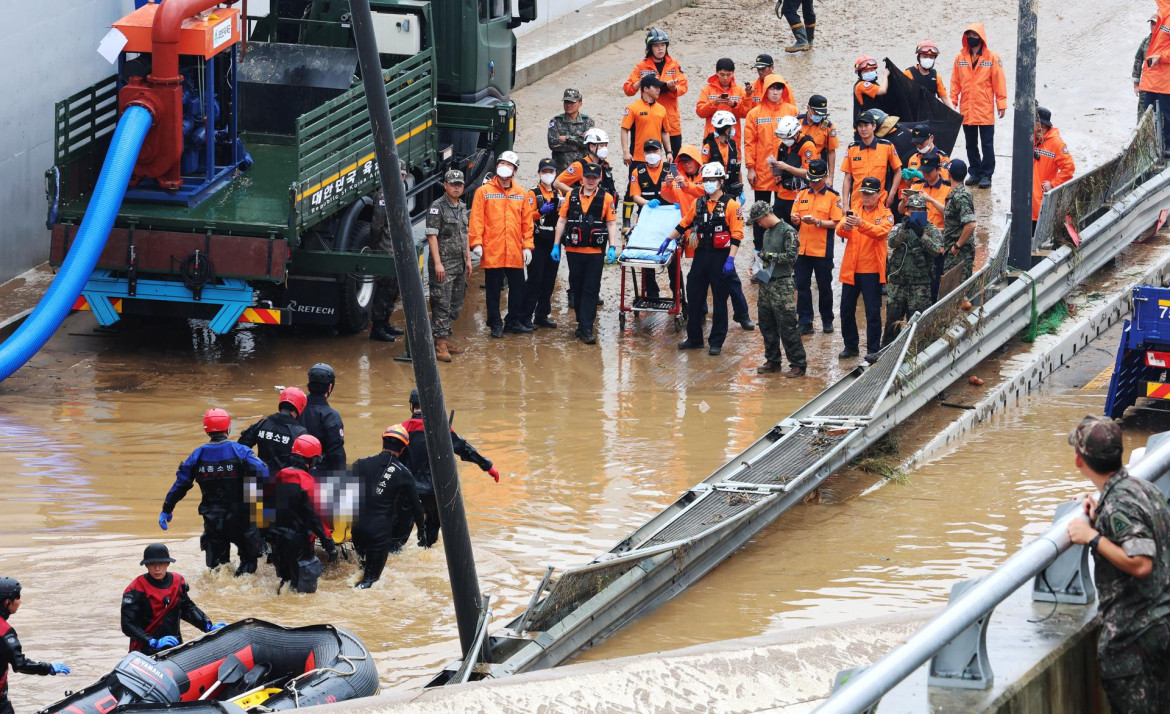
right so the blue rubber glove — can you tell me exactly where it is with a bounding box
[158,511,171,531]
[723,256,736,276]
[673,203,682,211]
[539,201,556,215]
[656,238,672,255]
[206,621,227,632]
[154,635,180,649]
[50,663,70,675]
[550,244,561,262]
[605,246,617,264]
[645,198,661,209]
[901,168,924,181]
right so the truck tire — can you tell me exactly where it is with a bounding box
[337,220,376,334]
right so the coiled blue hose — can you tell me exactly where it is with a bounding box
[0,105,153,382]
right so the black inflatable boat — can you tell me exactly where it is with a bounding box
[39,619,378,712]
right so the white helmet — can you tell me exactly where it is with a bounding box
[583,128,609,145]
[774,115,801,139]
[700,162,727,179]
[498,150,520,168]
[711,110,736,130]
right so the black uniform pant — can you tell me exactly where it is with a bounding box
[420,493,442,547]
[780,0,815,26]
[669,135,682,157]
[963,124,996,179]
[567,251,604,336]
[523,235,559,322]
[267,526,313,591]
[1142,93,1170,151]
[686,249,731,347]
[201,510,261,572]
[484,267,526,329]
[795,254,835,329]
[0,695,13,714]
[840,273,883,355]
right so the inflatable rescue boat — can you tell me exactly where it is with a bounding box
[38,619,378,712]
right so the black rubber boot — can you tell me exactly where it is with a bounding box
[356,550,388,589]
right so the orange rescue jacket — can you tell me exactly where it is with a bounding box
[1032,127,1075,221]
[837,202,893,284]
[469,176,534,269]
[696,74,749,150]
[623,56,689,136]
[949,23,1008,126]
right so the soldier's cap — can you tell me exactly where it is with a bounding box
[746,200,774,223]
[1068,414,1123,461]
[582,162,603,178]
[808,94,829,115]
[562,88,583,102]
[141,543,176,565]
[919,152,941,170]
[1036,105,1053,127]
[910,124,934,143]
[858,176,883,194]
[538,158,557,173]
[806,159,828,180]
[753,53,774,69]
[640,75,667,90]
[906,192,928,210]
[444,169,465,185]
[856,109,881,126]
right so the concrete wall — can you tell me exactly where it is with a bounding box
[512,0,598,37]
[1,0,130,283]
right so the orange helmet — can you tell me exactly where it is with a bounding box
[916,40,940,56]
[279,386,307,417]
[382,424,409,449]
[202,408,231,434]
[854,55,878,72]
[291,434,322,459]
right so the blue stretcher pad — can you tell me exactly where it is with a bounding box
[618,204,682,264]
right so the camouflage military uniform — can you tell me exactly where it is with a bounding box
[941,184,977,280]
[425,196,470,339]
[1093,467,1170,713]
[370,189,400,328]
[882,221,942,346]
[548,112,596,174]
[757,220,806,368]
[1136,34,1152,120]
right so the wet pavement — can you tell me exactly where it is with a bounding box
[0,0,1158,708]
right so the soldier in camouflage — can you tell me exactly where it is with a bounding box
[1136,14,1156,120]
[425,170,472,362]
[747,201,806,377]
[1067,415,1170,714]
[881,192,942,346]
[548,88,596,174]
[941,159,977,282]
[369,187,404,343]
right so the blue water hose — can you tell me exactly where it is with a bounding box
[0,105,153,382]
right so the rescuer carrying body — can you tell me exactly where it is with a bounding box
[121,544,225,655]
[238,388,309,478]
[269,434,337,594]
[352,425,425,589]
[160,409,269,576]
[398,388,500,548]
[0,577,69,714]
[301,363,346,471]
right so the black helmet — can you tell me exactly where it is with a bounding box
[141,543,176,565]
[0,577,20,601]
[409,388,420,407]
[307,362,335,387]
[645,28,669,52]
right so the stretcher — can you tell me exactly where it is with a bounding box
[617,204,687,331]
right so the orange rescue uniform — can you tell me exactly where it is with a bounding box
[907,178,952,230]
[1140,1,1170,94]
[696,75,750,149]
[469,176,534,269]
[837,202,893,284]
[791,185,843,258]
[800,115,840,162]
[1032,127,1075,221]
[744,75,800,192]
[840,138,902,207]
[949,23,1008,126]
[679,195,745,247]
[623,57,689,136]
[558,189,617,254]
[903,67,949,102]
[621,98,668,162]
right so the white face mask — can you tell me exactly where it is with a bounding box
[915,143,931,154]
[595,146,609,160]
[703,180,719,194]
[808,114,824,124]
[861,71,878,82]
[919,57,936,69]
[644,152,662,166]
[781,137,795,147]
[496,164,514,179]
[539,172,555,185]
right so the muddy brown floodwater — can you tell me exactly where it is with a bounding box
[0,0,1154,708]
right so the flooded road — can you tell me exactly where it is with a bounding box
[0,0,1155,708]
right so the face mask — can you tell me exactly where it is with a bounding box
[781,137,795,147]
[861,71,878,82]
[645,152,662,166]
[496,164,514,179]
[907,212,928,229]
[966,37,982,48]
[595,146,609,160]
[808,114,824,124]
[915,143,930,154]
[919,57,935,69]
[540,172,555,185]
[729,127,737,138]
[703,180,719,195]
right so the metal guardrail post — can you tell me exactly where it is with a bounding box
[1032,500,1096,605]
[927,579,994,689]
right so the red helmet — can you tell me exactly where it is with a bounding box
[279,387,307,416]
[854,55,878,72]
[916,40,940,56]
[203,408,231,434]
[291,434,322,459]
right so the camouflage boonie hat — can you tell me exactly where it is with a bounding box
[1068,414,1123,461]
[562,88,583,102]
[444,169,465,184]
[747,200,773,223]
[906,193,927,210]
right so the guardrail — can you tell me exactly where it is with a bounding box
[816,431,1170,714]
